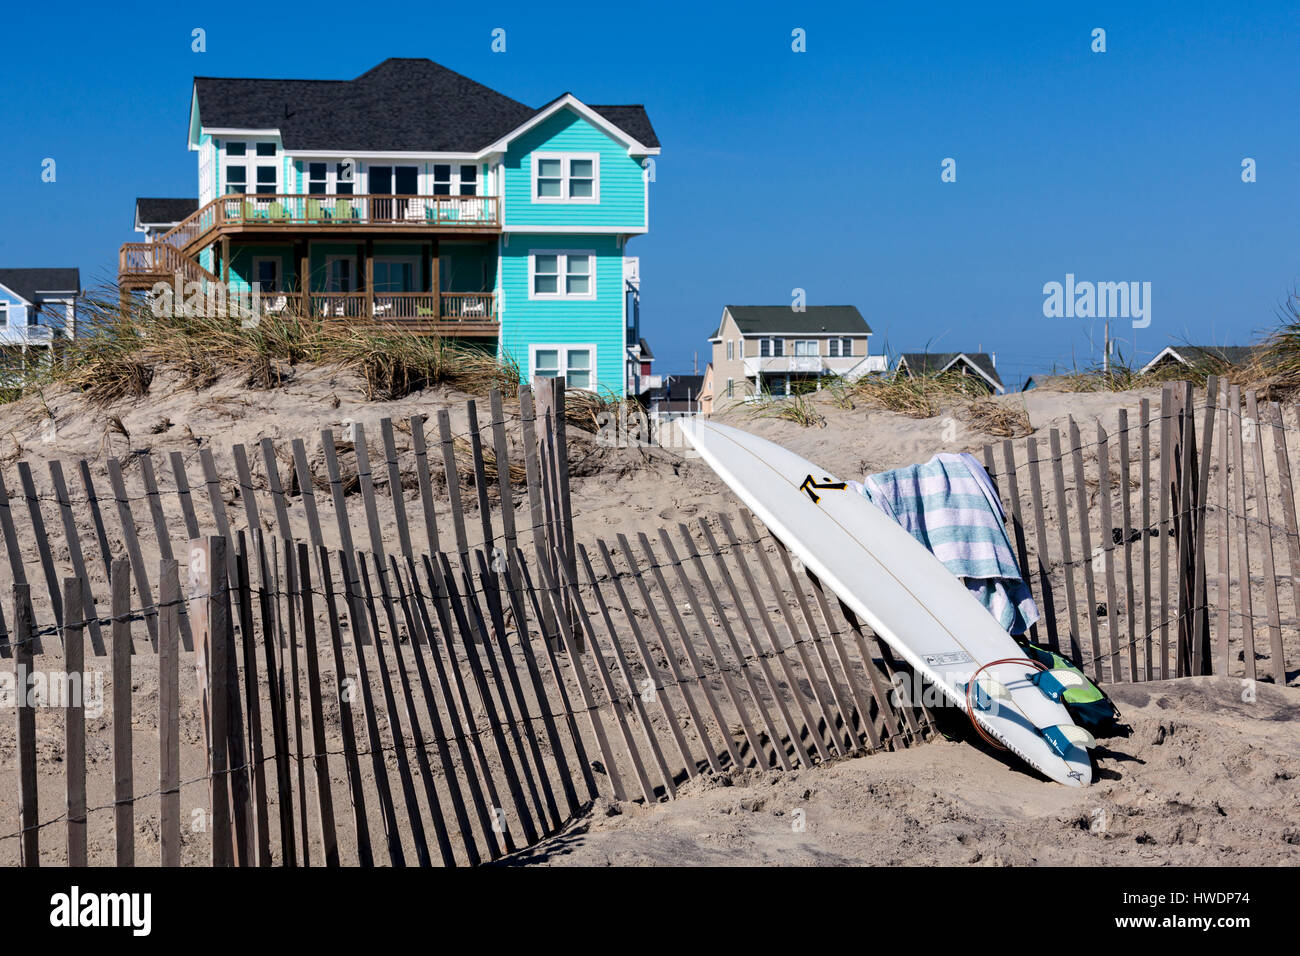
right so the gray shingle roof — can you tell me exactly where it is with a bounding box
[715,305,872,338]
[897,351,1004,390]
[135,198,199,225]
[193,58,658,153]
[0,268,80,303]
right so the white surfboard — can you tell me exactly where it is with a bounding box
[678,418,1093,787]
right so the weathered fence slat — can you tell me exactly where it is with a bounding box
[1068,419,1103,680]
[15,584,38,864]
[316,548,374,866]
[232,534,271,866]
[159,559,182,866]
[1229,385,1256,681]
[1158,386,1174,679]
[1190,379,1218,676]
[48,460,106,655]
[1117,410,1140,681]
[1096,423,1122,682]
[999,440,1039,646]
[1268,402,1300,665]
[1215,384,1231,676]
[63,577,87,866]
[18,462,65,643]
[1048,429,1084,665]
[1140,399,1155,680]
[0,471,38,656]
[111,558,135,866]
[1246,391,1285,683]
[295,542,339,867]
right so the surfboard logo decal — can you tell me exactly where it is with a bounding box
[799,475,847,503]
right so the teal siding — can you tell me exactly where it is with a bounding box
[499,235,624,395]
[502,109,645,229]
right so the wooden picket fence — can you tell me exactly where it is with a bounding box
[1,380,929,867]
[6,375,1294,867]
[981,375,1298,686]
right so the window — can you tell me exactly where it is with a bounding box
[324,257,353,292]
[772,338,785,357]
[760,338,770,358]
[252,257,280,293]
[726,378,734,398]
[794,340,818,356]
[433,164,479,196]
[530,251,596,300]
[531,345,597,390]
[255,166,277,195]
[828,339,840,357]
[0,303,6,328]
[308,163,328,194]
[224,141,277,196]
[842,337,853,357]
[225,165,247,195]
[532,152,600,203]
[726,340,734,361]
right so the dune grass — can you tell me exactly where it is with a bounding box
[10,289,521,407]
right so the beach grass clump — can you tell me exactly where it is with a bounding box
[746,390,826,427]
[18,287,522,406]
[960,397,1032,437]
[852,371,985,418]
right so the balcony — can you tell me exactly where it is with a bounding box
[275,292,497,336]
[161,193,501,254]
[743,354,885,377]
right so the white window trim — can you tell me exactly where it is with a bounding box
[531,151,600,204]
[528,250,597,301]
[223,138,280,196]
[794,339,818,356]
[0,303,7,328]
[431,162,481,197]
[529,343,598,392]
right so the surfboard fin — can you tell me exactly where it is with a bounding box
[975,675,1012,702]
[1040,723,1097,758]
[1032,667,1087,702]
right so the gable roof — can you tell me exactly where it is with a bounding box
[896,351,1004,391]
[192,58,658,154]
[713,305,872,339]
[1140,344,1262,375]
[135,198,200,227]
[0,268,80,303]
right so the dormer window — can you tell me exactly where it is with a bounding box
[532,152,599,203]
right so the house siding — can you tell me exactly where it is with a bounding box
[502,108,645,228]
[499,234,624,394]
[0,284,29,345]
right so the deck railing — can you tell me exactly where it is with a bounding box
[304,292,497,329]
[118,243,221,286]
[154,194,500,252]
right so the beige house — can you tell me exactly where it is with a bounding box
[702,305,883,413]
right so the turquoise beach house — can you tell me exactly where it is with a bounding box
[119,58,659,395]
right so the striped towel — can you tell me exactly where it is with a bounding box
[851,452,1040,635]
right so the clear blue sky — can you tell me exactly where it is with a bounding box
[2,0,1296,389]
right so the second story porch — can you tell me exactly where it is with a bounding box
[159,193,501,255]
